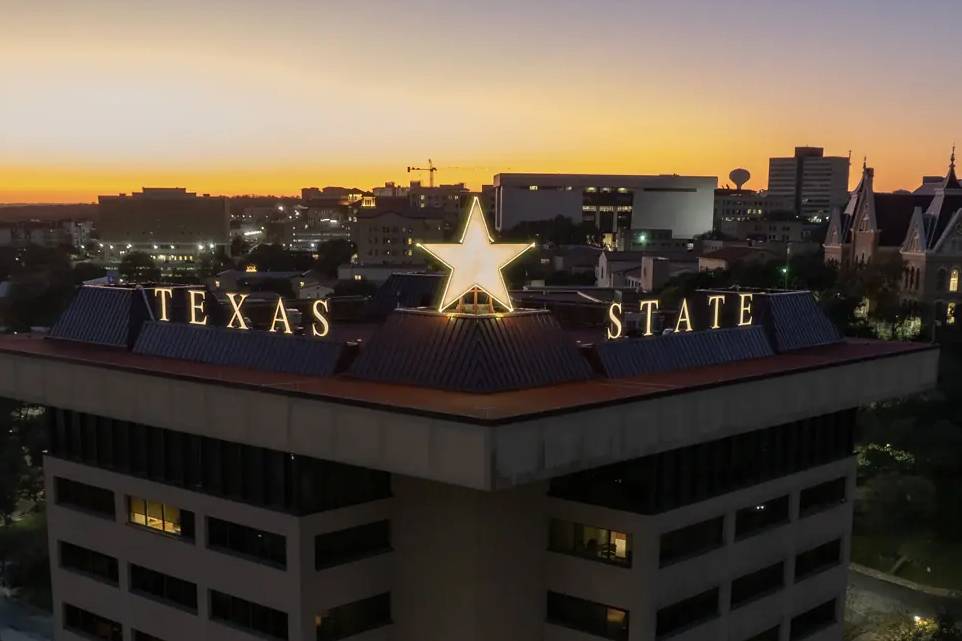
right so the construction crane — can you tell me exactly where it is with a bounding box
[406,159,437,188]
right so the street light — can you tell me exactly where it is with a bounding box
[780,265,789,289]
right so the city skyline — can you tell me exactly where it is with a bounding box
[3,0,962,203]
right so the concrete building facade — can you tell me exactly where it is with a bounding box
[0,283,937,641]
[97,187,230,270]
[767,148,850,219]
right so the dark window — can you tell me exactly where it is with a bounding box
[794,539,841,581]
[655,588,719,638]
[316,593,391,641]
[735,495,789,540]
[790,599,836,640]
[659,517,723,566]
[315,521,390,570]
[130,564,198,612]
[799,478,846,517]
[128,496,194,540]
[549,410,854,515]
[210,590,288,640]
[63,603,122,641]
[208,517,286,568]
[59,541,119,585]
[55,477,115,518]
[133,632,166,641]
[47,408,390,516]
[741,626,780,641]
[731,561,784,608]
[546,591,628,641]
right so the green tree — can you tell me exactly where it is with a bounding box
[314,239,354,278]
[195,247,233,279]
[118,251,160,283]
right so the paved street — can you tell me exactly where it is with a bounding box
[0,594,51,641]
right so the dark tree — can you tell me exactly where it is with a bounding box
[313,239,354,279]
[118,251,160,283]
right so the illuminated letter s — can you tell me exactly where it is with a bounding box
[606,303,623,340]
[312,299,331,337]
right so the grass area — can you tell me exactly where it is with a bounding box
[0,508,51,611]
[852,533,962,590]
[851,534,901,573]
[894,539,962,590]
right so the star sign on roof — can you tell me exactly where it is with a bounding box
[417,197,533,312]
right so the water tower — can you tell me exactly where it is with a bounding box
[729,168,750,190]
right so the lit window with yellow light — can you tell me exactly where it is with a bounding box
[950,268,960,292]
[549,518,632,567]
[948,302,957,325]
[128,496,194,539]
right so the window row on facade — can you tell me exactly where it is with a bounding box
[656,539,841,638]
[47,407,391,515]
[56,477,392,571]
[60,578,390,641]
[659,476,846,566]
[546,590,837,641]
[549,410,855,514]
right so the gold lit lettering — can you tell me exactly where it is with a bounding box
[311,299,331,337]
[738,293,753,326]
[270,297,293,334]
[606,303,623,340]
[226,293,249,330]
[187,289,207,325]
[707,294,725,329]
[674,298,693,333]
[639,299,659,336]
[154,287,173,322]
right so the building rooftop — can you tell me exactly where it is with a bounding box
[0,331,931,426]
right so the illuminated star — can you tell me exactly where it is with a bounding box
[418,197,533,312]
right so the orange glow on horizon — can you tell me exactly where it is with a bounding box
[2,1,960,204]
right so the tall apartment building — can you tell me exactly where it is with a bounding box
[767,148,850,219]
[97,187,230,269]
[493,173,717,240]
[2,275,937,641]
[350,209,447,266]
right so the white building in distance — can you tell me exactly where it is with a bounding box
[492,173,717,240]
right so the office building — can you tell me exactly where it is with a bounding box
[97,188,230,269]
[9,209,936,641]
[350,209,447,267]
[492,173,717,240]
[7,203,938,640]
[767,148,850,219]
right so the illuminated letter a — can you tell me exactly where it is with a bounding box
[270,298,293,335]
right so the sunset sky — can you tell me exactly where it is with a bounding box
[2,0,960,203]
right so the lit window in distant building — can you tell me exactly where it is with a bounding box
[948,302,957,325]
[128,496,194,539]
[528,185,538,191]
[950,269,960,292]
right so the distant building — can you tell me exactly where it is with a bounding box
[768,147,850,219]
[825,153,962,325]
[350,209,447,270]
[719,219,822,245]
[714,188,767,225]
[97,187,229,269]
[407,182,470,215]
[0,219,93,249]
[492,173,717,241]
[698,246,777,272]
